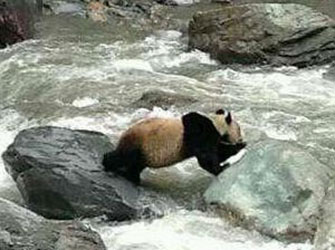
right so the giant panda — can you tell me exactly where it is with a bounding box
[103,109,246,184]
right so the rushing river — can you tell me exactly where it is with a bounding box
[1,4,335,249]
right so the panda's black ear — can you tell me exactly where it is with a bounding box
[225,112,232,125]
[216,109,225,115]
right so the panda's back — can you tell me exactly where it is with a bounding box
[118,117,185,168]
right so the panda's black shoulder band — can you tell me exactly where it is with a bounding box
[182,112,212,134]
[182,112,221,154]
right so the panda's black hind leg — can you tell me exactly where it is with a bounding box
[102,149,145,184]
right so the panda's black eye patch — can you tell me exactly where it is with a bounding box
[216,109,225,115]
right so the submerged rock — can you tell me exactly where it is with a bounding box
[2,126,144,221]
[84,0,181,31]
[204,140,331,242]
[132,89,198,110]
[42,0,85,15]
[0,0,38,48]
[189,4,335,67]
[0,198,106,250]
[87,1,108,22]
[313,184,335,250]
[323,63,335,81]
[86,0,153,22]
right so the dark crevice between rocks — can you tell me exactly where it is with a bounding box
[280,26,329,45]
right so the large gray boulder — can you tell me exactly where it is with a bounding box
[132,90,198,110]
[0,198,106,250]
[2,126,145,221]
[313,184,335,250]
[0,0,39,48]
[204,140,331,242]
[189,4,335,67]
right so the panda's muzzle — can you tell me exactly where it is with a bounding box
[219,133,247,149]
[236,140,247,149]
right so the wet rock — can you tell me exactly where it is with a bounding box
[204,140,331,242]
[2,126,144,221]
[0,198,106,250]
[313,184,335,250]
[86,0,153,22]
[132,90,198,110]
[87,1,108,22]
[84,0,181,31]
[0,0,38,48]
[42,0,85,15]
[323,64,335,81]
[189,4,335,68]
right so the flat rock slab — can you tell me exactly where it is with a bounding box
[2,126,144,221]
[189,4,335,67]
[205,140,331,242]
[0,198,106,250]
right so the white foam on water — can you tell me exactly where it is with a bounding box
[96,210,312,250]
[0,129,17,190]
[143,106,180,119]
[0,111,27,186]
[54,64,114,82]
[112,59,154,72]
[138,31,217,70]
[50,108,180,139]
[0,110,36,203]
[54,3,83,14]
[148,49,217,69]
[207,67,333,104]
[264,127,297,141]
[173,0,200,5]
[206,67,333,141]
[72,97,99,108]
[50,115,128,138]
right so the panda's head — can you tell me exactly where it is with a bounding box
[209,109,246,148]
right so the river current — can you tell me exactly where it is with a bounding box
[1,8,335,249]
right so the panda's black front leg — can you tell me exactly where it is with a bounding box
[196,151,222,176]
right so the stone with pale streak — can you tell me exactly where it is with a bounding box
[205,140,331,242]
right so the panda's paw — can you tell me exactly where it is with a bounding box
[219,162,231,173]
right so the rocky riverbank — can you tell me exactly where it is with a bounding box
[0,198,106,250]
